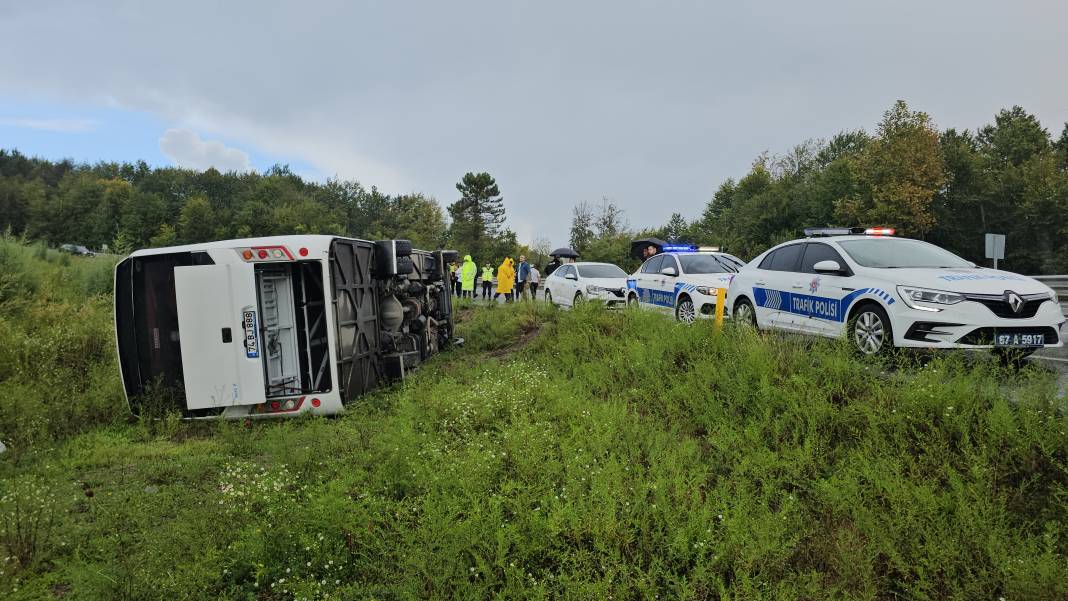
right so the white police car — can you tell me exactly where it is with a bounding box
[727,228,1065,357]
[627,246,744,322]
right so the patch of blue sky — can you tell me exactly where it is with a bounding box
[0,96,318,178]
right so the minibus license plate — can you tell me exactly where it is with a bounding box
[243,310,259,357]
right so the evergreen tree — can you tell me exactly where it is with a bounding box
[448,172,505,257]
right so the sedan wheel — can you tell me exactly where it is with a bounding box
[734,299,757,327]
[851,307,891,355]
[675,297,696,323]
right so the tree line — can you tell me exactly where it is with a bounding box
[4,100,1067,274]
[570,101,1068,275]
[0,151,525,262]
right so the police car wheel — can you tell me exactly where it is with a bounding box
[850,304,893,355]
[627,293,638,307]
[734,298,757,327]
[675,297,696,323]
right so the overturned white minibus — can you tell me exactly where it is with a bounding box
[114,235,458,418]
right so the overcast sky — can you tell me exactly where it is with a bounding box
[2,0,1066,246]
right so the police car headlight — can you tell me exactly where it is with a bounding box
[1051,290,1059,304]
[897,286,965,312]
[586,285,610,295]
[695,286,712,296]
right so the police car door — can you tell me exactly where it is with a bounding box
[794,242,853,336]
[635,255,664,309]
[757,243,805,331]
[655,255,682,312]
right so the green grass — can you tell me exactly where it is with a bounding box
[1,239,1066,599]
[0,235,125,450]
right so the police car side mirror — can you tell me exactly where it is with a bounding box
[813,260,843,274]
[660,266,678,277]
[565,273,578,280]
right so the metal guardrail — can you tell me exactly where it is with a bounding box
[1032,275,1068,316]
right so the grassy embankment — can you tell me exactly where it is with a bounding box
[1,236,1066,600]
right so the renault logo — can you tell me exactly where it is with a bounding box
[1005,291,1024,314]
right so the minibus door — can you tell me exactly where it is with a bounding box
[174,263,267,410]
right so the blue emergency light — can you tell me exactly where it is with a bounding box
[662,244,698,252]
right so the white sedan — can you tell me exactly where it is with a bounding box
[543,262,629,307]
[727,228,1065,358]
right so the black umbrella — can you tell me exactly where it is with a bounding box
[630,237,666,260]
[549,247,579,258]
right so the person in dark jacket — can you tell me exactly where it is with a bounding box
[516,255,531,300]
[545,257,561,276]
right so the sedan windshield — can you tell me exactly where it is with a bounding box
[837,239,973,269]
[577,264,627,278]
[679,254,733,273]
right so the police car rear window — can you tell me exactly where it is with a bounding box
[838,239,972,268]
[764,244,803,271]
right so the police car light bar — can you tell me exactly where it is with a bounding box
[697,246,721,252]
[803,227,895,237]
[662,244,698,252]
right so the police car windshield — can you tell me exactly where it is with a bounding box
[577,264,627,278]
[837,239,973,269]
[679,254,733,273]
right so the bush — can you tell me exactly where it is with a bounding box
[0,236,125,451]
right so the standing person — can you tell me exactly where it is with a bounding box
[516,254,531,300]
[481,262,494,300]
[460,254,477,299]
[545,256,561,276]
[447,262,458,296]
[453,262,463,298]
[495,257,515,302]
[529,265,541,300]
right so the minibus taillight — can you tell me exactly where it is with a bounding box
[236,246,295,262]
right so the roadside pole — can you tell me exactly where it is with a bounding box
[714,288,726,329]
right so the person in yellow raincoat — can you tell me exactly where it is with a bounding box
[495,257,515,302]
[460,254,477,298]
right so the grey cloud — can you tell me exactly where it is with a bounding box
[159,128,251,173]
[2,0,1067,245]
